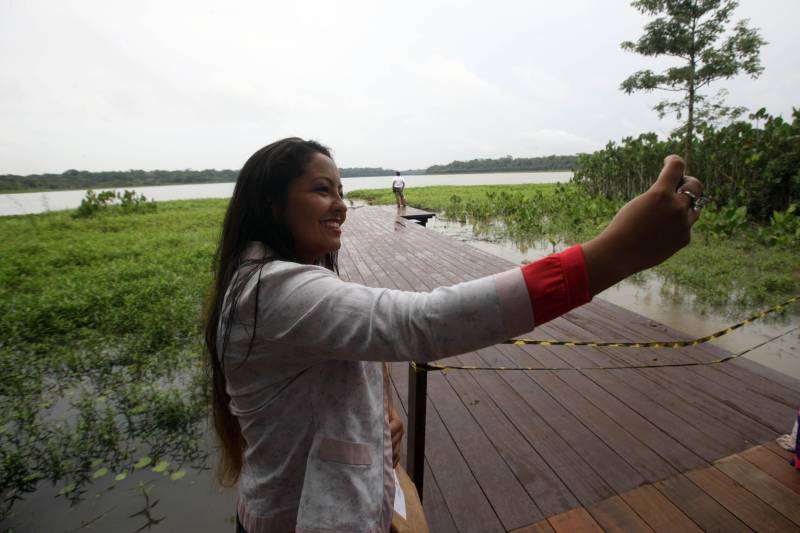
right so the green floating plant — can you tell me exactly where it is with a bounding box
[133,456,152,469]
[57,483,76,496]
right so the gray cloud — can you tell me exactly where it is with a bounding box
[1,0,796,174]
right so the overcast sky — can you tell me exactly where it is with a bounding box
[1,0,797,175]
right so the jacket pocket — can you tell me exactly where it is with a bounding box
[318,437,373,465]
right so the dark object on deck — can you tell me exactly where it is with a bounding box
[397,206,435,227]
[407,363,428,498]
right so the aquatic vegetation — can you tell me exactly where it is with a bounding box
[74,189,156,218]
[347,183,559,212]
[0,199,226,520]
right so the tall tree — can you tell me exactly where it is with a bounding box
[620,0,765,168]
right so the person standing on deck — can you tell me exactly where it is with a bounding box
[392,171,406,207]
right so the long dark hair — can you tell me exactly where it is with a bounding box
[203,137,337,485]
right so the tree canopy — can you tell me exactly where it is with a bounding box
[425,154,577,174]
[621,0,765,168]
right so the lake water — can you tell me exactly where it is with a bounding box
[0,171,571,216]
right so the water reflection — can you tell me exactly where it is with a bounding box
[4,463,236,532]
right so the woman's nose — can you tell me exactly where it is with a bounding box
[333,193,347,213]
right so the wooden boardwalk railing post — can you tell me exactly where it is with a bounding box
[406,362,428,498]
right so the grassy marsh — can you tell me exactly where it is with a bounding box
[0,199,227,521]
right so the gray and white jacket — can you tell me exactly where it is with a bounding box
[220,242,575,533]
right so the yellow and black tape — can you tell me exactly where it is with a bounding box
[412,295,798,373]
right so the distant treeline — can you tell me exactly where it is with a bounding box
[425,155,578,174]
[1,156,577,193]
[0,169,239,193]
[340,167,423,177]
[0,167,424,192]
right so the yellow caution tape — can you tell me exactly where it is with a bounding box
[411,295,798,373]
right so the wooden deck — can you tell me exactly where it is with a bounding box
[338,206,800,532]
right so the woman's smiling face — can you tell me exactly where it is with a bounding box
[281,152,347,264]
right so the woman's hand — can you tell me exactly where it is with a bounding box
[582,155,704,296]
[388,406,404,468]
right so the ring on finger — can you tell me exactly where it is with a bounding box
[679,189,707,212]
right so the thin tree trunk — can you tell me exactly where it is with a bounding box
[685,12,697,173]
[686,88,694,171]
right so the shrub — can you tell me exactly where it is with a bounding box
[74,189,156,218]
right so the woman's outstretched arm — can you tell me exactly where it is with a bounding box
[223,156,702,366]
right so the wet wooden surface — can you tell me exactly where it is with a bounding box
[339,206,800,532]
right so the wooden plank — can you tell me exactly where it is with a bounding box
[585,368,739,461]
[422,462,459,533]
[389,361,504,532]
[740,446,800,495]
[654,474,750,532]
[529,369,680,483]
[714,454,800,526]
[641,367,777,444]
[547,507,603,533]
[425,370,542,530]
[620,485,702,532]
[541,316,757,458]
[567,305,793,434]
[445,356,579,517]
[581,299,800,410]
[588,297,800,406]
[420,394,506,532]
[685,466,797,531]
[732,358,800,403]
[587,494,654,532]
[386,365,460,533]
[456,350,613,509]
[509,520,556,533]
[556,369,706,472]
[541,308,777,447]
[478,345,646,496]
[764,439,797,459]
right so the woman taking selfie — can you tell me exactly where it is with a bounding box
[204,137,703,533]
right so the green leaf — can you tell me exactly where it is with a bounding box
[133,456,152,469]
[152,460,169,473]
[115,472,128,481]
[22,472,43,483]
[169,470,186,481]
[58,483,76,495]
[90,458,103,467]
[92,467,108,479]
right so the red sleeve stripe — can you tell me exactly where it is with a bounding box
[521,245,590,326]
